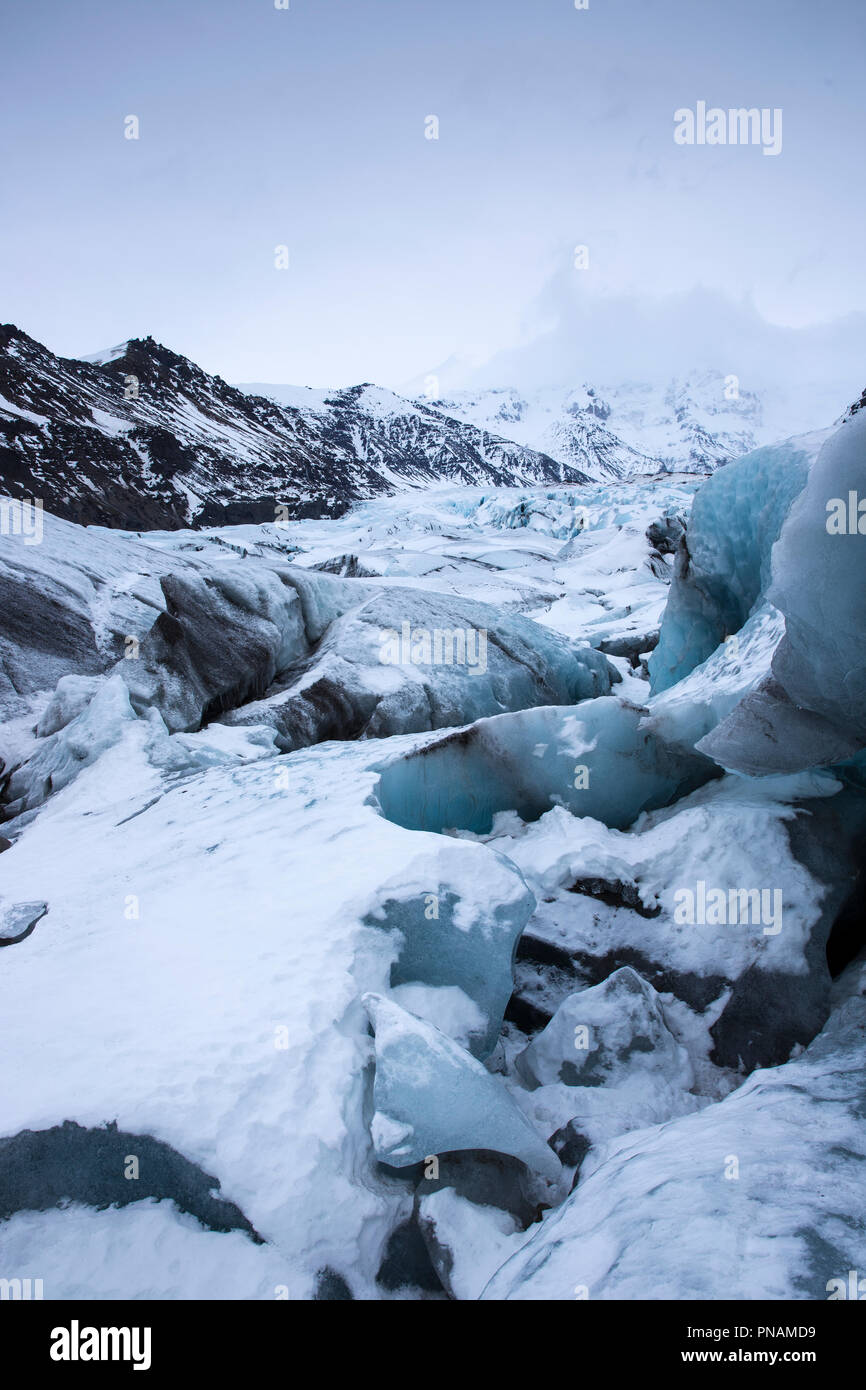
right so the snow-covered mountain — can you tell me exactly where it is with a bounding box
[246,372,774,484]
[247,371,807,485]
[1,323,809,535]
[0,326,584,531]
[400,283,865,483]
[415,374,770,482]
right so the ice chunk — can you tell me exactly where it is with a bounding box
[3,674,139,817]
[644,602,785,756]
[121,569,308,732]
[509,968,700,1162]
[770,409,866,735]
[3,675,280,817]
[363,993,562,1183]
[362,842,536,1057]
[515,967,693,1092]
[0,899,47,946]
[697,675,860,776]
[36,675,105,737]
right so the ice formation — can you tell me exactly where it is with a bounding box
[481,999,866,1301]
[515,966,692,1092]
[220,582,617,751]
[362,839,536,1058]
[700,409,866,773]
[648,430,825,695]
[363,993,562,1182]
[375,696,714,837]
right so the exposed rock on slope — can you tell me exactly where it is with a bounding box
[0,326,586,531]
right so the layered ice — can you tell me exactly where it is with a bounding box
[700,409,866,773]
[375,696,715,837]
[221,584,618,751]
[649,432,825,695]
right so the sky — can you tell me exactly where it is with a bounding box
[0,0,864,391]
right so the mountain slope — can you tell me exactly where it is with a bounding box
[414,375,768,482]
[0,327,585,531]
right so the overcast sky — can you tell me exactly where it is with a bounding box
[1,0,864,389]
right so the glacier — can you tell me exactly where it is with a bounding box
[2,396,866,1302]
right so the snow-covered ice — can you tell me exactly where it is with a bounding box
[2,405,865,1300]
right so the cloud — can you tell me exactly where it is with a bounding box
[429,272,866,431]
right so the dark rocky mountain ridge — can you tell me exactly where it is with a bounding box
[0,325,588,531]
